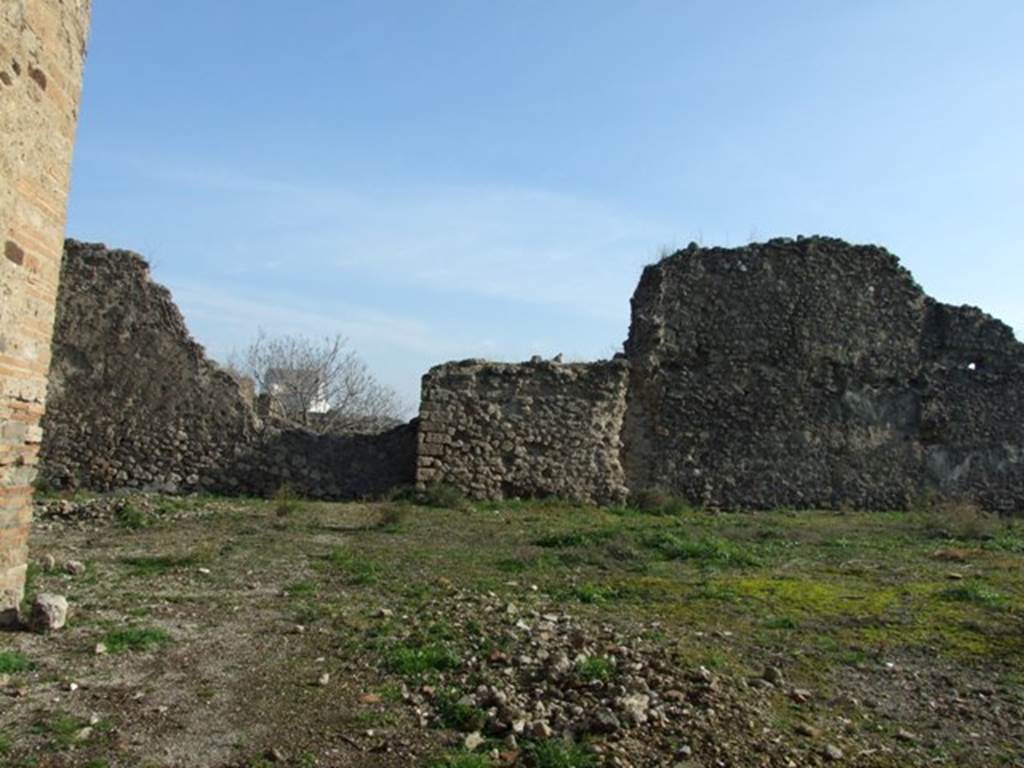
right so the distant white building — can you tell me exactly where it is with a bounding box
[263,367,331,414]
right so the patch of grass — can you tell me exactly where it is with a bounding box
[628,487,691,516]
[642,530,759,567]
[101,627,171,653]
[284,580,318,596]
[914,499,1002,541]
[429,753,494,768]
[940,582,1005,607]
[764,615,800,630]
[419,483,470,510]
[495,557,530,573]
[114,502,148,530]
[534,528,616,549]
[435,689,487,732]
[576,656,615,682]
[385,642,459,677]
[273,484,298,517]
[35,713,90,748]
[986,528,1024,553]
[375,504,405,532]
[0,651,33,674]
[122,553,201,575]
[574,583,619,604]
[522,740,596,768]
[324,548,378,585]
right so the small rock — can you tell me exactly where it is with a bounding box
[64,560,86,576]
[197,567,211,575]
[29,593,68,633]
[464,731,486,751]
[824,744,844,761]
[94,643,108,655]
[39,554,57,571]
[359,693,382,704]
[762,666,785,685]
[74,726,92,742]
[896,728,917,742]
[618,693,650,726]
[529,721,553,740]
[795,723,822,739]
[67,682,79,692]
[375,607,394,618]
[590,708,622,734]
[790,688,813,703]
[267,747,287,762]
[318,672,330,686]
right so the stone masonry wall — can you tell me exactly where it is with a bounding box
[623,237,1024,512]
[0,0,90,625]
[41,240,261,493]
[38,234,1024,513]
[39,240,416,499]
[417,359,630,505]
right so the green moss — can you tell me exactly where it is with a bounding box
[727,577,898,617]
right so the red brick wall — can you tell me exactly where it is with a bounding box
[0,0,90,625]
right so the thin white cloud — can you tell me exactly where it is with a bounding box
[102,151,676,321]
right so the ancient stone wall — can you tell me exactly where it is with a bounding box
[623,237,1024,512]
[41,240,261,492]
[416,359,630,504]
[0,0,90,625]
[220,422,417,501]
[40,236,1024,514]
[39,241,416,499]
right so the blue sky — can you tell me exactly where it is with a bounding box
[67,1,1024,409]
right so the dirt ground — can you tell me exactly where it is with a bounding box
[1,493,1022,768]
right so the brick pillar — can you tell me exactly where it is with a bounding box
[0,0,91,626]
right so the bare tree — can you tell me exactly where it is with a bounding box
[236,331,404,434]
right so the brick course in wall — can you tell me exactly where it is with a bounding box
[0,0,90,624]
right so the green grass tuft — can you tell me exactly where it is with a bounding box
[940,582,1005,606]
[0,650,33,674]
[122,553,202,575]
[324,548,378,585]
[628,487,691,516]
[385,642,459,676]
[429,753,494,768]
[435,689,487,732]
[642,530,759,567]
[101,627,171,653]
[522,740,596,768]
[576,656,615,682]
[115,503,149,530]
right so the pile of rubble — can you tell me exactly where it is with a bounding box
[32,494,214,531]
[383,591,856,767]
